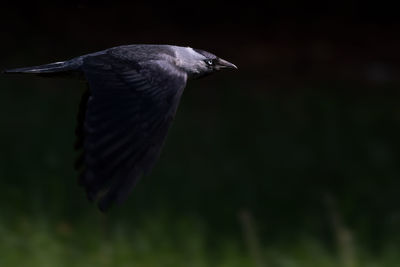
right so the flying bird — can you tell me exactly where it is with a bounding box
[4,44,237,211]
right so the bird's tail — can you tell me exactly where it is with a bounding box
[3,60,82,78]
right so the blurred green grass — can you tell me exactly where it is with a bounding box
[1,215,400,267]
[1,75,400,266]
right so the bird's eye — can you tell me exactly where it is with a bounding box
[205,59,214,66]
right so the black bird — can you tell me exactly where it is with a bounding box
[4,44,237,211]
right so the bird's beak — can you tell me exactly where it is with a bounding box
[216,58,238,70]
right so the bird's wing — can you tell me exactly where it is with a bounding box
[76,52,187,211]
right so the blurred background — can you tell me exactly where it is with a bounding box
[1,1,400,266]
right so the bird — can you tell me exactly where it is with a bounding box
[3,44,237,211]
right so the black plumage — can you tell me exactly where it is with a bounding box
[4,44,237,211]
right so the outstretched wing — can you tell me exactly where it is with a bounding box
[76,52,187,211]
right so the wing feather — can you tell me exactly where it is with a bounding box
[76,52,187,211]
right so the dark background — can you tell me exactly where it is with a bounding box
[1,1,400,266]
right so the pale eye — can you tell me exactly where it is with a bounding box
[205,59,214,66]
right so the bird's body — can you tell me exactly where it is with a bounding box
[4,44,237,211]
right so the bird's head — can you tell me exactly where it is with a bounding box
[172,46,237,79]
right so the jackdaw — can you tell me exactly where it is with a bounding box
[4,44,237,211]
